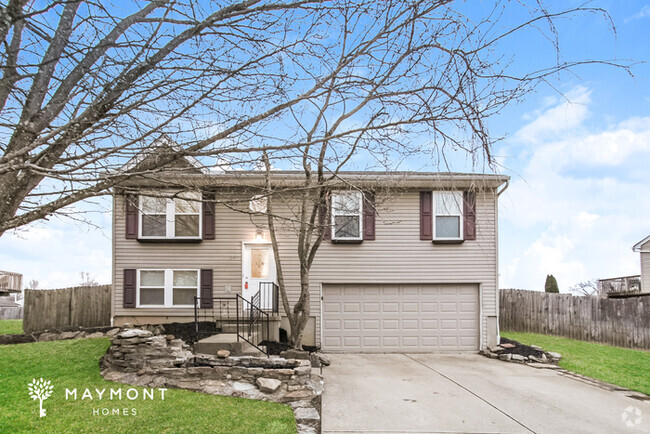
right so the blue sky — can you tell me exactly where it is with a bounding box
[1,1,649,292]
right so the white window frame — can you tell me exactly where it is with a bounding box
[331,191,363,241]
[138,192,202,240]
[433,191,464,241]
[136,269,200,308]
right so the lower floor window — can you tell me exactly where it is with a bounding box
[138,269,198,307]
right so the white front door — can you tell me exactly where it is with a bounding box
[242,243,276,309]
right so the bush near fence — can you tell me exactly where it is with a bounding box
[23,285,111,333]
[499,289,650,350]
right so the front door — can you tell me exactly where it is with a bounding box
[242,243,276,309]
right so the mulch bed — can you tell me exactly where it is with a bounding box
[163,322,220,345]
[499,337,545,358]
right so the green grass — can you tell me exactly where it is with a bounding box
[0,338,296,433]
[0,319,23,334]
[502,332,650,396]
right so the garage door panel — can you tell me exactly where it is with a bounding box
[323,284,479,352]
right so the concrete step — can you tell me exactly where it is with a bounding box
[194,333,265,357]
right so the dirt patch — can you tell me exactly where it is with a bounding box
[499,337,545,358]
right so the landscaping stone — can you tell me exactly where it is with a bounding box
[511,354,526,362]
[488,345,504,353]
[547,351,562,362]
[86,332,105,339]
[528,355,545,363]
[500,343,515,349]
[101,332,322,406]
[309,353,321,368]
[38,332,59,342]
[316,352,330,366]
[118,329,153,338]
[280,349,310,360]
[256,377,282,393]
[498,353,512,361]
[217,350,230,358]
[106,328,120,337]
[60,331,77,340]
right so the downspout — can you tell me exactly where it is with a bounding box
[494,179,509,346]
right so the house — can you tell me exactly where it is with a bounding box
[0,270,23,320]
[598,235,650,298]
[633,235,650,293]
[111,163,509,353]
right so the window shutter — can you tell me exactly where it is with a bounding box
[420,191,433,240]
[319,192,331,241]
[202,191,215,240]
[125,195,138,239]
[200,269,213,308]
[464,190,477,240]
[123,269,136,308]
[363,192,376,240]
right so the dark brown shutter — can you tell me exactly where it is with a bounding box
[463,190,477,240]
[125,195,138,239]
[202,191,215,240]
[363,192,376,240]
[123,269,136,308]
[200,269,213,308]
[420,191,433,240]
[319,192,331,241]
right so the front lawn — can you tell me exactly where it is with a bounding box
[0,338,296,432]
[0,319,23,334]
[502,332,650,396]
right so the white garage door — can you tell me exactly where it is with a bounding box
[322,284,479,352]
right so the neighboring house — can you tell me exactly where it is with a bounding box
[598,236,650,298]
[0,270,23,320]
[111,160,509,352]
[634,235,650,293]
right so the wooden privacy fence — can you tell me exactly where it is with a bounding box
[500,289,650,350]
[23,285,111,333]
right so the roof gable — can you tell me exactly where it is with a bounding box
[633,234,650,252]
[121,135,208,174]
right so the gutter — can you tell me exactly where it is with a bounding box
[497,179,509,196]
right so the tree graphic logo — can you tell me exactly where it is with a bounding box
[28,378,53,417]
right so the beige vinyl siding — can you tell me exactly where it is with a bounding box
[641,250,650,293]
[113,189,499,347]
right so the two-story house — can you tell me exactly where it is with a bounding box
[111,161,509,353]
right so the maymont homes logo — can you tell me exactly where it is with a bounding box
[27,378,54,418]
[27,378,168,418]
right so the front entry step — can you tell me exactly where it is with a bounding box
[194,333,264,357]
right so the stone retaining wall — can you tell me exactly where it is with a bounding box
[100,329,323,432]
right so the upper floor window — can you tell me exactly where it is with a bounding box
[331,191,363,241]
[139,192,201,239]
[434,191,463,240]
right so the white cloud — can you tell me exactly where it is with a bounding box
[0,212,111,289]
[500,86,650,291]
[514,86,591,145]
[626,5,650,22]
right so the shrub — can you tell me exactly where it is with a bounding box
[545,274,559,293]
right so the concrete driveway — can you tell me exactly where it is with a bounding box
[322,353,650,433]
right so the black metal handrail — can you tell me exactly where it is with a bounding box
[236,293,270,355]
[193,296,239,334]
[258,281,280,314]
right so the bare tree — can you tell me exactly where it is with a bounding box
[0,1,628,238]
[569,279,599,297]
[26,279,39,290]
[79,271,99,287]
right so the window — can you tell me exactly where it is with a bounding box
[249,195,268,213]
[137,269,199,307]
[139,192,201,238]
[434,191,463,240]
[331,191,363,240]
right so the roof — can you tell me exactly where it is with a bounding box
[121,170,510,190]
[121,135,209,175]
[633,235,650,252]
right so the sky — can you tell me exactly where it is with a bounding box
[1,0,649,293]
